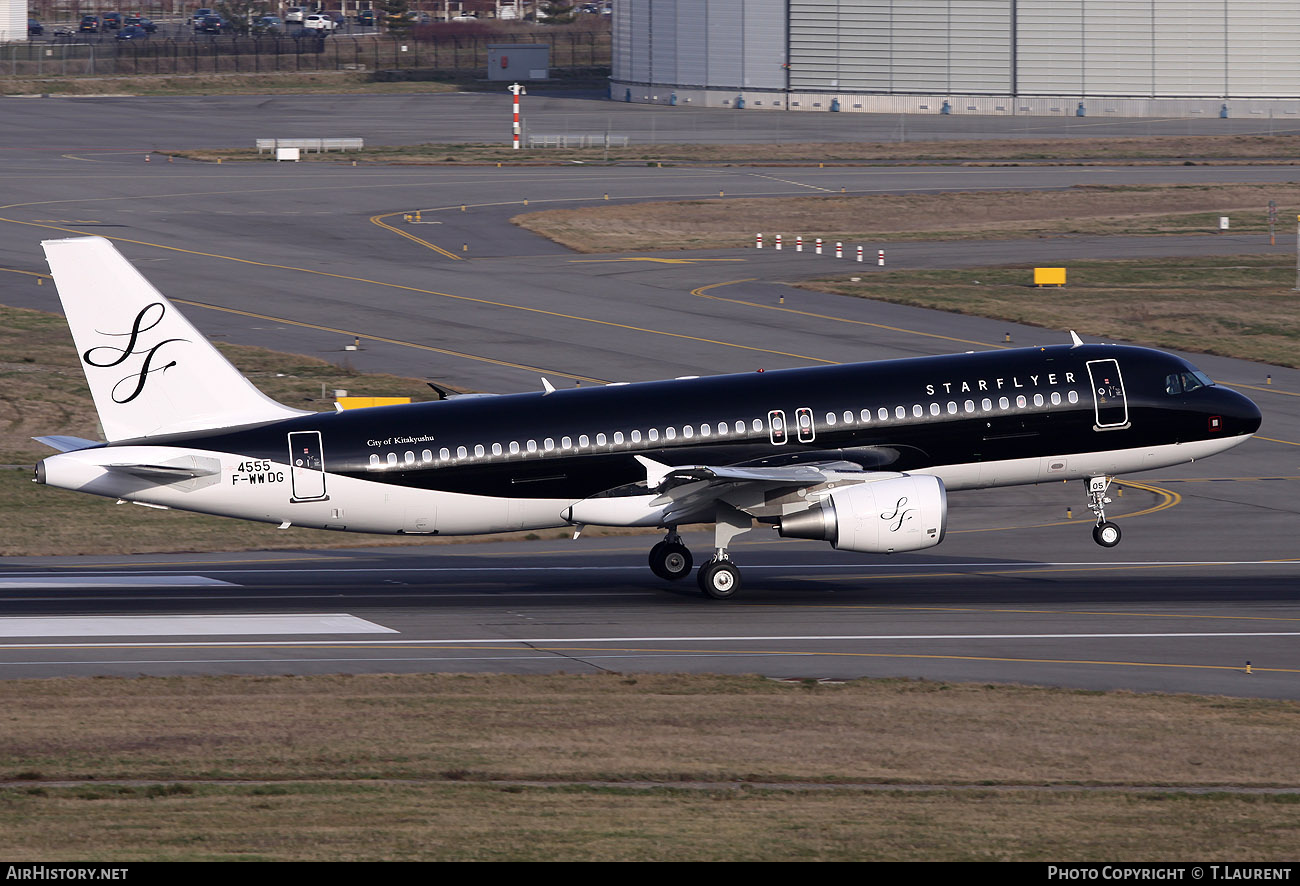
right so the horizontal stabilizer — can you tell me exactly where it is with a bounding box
[32,435,100,453]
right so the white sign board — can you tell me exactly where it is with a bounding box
[276,147,301,162]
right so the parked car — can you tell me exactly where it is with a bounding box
[115,25,148,40]
[302,13,336,31]
[102,12,123,29]
[191,8,214,26]
[28,18,43,36]
[78,15,99,33]
[196,14,225,33]
[355,9,374,25]
[253,15,284,34]
[284,6,308,23]
[124,16,158,32]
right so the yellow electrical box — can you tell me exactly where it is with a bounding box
[335,397,412,410]
[1034,267,1066,286]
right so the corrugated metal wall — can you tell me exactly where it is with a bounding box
[0,0,25,43]
[612,0,786,90]
[614,0,1300,100]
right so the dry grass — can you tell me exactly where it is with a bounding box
[513,183,1300,251]
[798,255,1300,369]
[180,133,1300,166]
[0,71,466,97]
[0,674,1297,860]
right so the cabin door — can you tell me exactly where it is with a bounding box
[1086,359,1129,430]
[288,430,328,501]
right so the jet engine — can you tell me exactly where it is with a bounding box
[778,474,947,554]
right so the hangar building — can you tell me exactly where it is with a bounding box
[0,0,25,43]
[611,0,1300,116]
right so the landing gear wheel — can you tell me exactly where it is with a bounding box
[697,559,742,600]
[1092,521,1121,548]
[649,541,693,581]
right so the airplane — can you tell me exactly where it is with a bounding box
[33,236,1262,599]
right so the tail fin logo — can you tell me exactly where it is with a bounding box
[82,302,189,405]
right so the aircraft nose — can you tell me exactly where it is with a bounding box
[1222,387,1262,436]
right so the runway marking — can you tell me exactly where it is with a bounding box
[369,211,462,261]
[569,257,747,265]
[0,576,235,589]
[0,218,836,370]
[747,172,834,192]
[171,298,608,385]
[1254,436,1300,447]
[691,279,1008,351]
[1220,381,1300,398]
[0,630,1296,648]
[7,558,1298,580]
[0,614,395,638]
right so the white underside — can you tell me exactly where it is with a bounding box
[38,435,1251,536]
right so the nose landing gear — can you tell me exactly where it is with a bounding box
[649,530,693,581]
[1087,476,1122,548]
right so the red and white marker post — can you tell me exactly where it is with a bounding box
[815,238,823,255]
[796,236,803,252]
[877,249,885,266]
[508,82,526,150]
[756,233,763,249]
[775,234,782,250]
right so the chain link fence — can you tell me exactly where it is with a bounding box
[0,31,610,78]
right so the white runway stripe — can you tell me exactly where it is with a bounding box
[0,614,398,638]
[0,576,237,589]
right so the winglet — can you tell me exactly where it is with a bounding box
[1069,330,1084,348]
[541,377,556,395]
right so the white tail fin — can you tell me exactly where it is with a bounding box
[42,236,310,442]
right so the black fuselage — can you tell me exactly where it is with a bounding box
[137,343,1260,501]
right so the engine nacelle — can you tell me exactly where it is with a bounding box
[778,475,947,553]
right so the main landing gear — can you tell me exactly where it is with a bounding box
[1087,476,1122,548]
[648,506,753,600]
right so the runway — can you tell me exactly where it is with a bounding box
[1,90,1297,694]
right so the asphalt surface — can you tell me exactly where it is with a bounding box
[1,93,1298,695]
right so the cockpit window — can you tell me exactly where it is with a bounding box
[1165,369,1215,395]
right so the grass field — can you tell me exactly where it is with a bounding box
[1,673,1296,861]
[513,182,1300,251]
[798,255,1300,369]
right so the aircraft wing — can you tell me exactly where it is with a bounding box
[635,456,902,523]
[32,435,101,452]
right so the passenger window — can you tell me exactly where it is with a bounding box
[981,398,992,411]
[527,440,537,453]
[578,435,589,448]
[825,412,836,426]
[913,404,924,418]
[544,437,555,451]
[964,400,975,413]
[474,444,485,458]
[492,443,502,456]
[844,410,854,424]
[630,430,641,444]
[700,424,711,437]
[510,441,520,454]
[999,397,1010,409]
[735,421,745,434]
[683,426,694,439]
[404,451,415,464]
[947,402,957,415]
[929,403,940,416]
[860,409,871,422]
[369,454,380,467]
[1068,391,1079,404]
[439,447,450,461]
[752,419,763,433]
[596,433,607,446]
[1034,394,1044,407]
[613,432,624,444]
[879,407,889,421]
[665,427,676,440]
[422,449,432,462]
[895,406,906,419]
[647,429,658,442]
